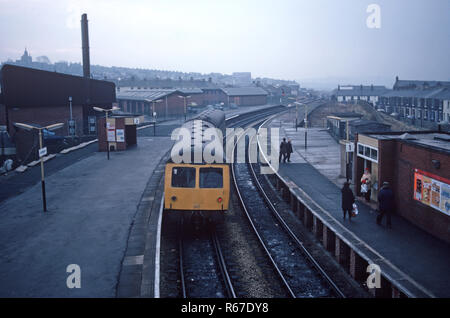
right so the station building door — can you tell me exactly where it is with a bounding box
[355,141,379,201]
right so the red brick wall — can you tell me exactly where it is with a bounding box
[202,90,227,105]
[393,142,450,243]
[232,95,267,106]
[97,117,128,151]
[187,94,204,108]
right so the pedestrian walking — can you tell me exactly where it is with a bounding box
[279,138,287,163]
[377,181,394,228]
[341,182,355,221]
[360,168,372,202]
[286,139,293,162]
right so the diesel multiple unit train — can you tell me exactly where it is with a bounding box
[164,110,230,223]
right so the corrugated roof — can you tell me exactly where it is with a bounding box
[222,87,268,96]
[178,88,204,94]
[117,89,176,101]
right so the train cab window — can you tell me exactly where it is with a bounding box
[172,167,196,188]
[199,167,223,188]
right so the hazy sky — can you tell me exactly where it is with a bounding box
[0,0,449,86]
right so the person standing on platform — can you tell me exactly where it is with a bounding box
[341,182,355,221]
[360,168,372,202]
[279,138,287,163]
[286,139,293,162]
[377,181,394,228]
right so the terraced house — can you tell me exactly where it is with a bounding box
[378,77,450,128]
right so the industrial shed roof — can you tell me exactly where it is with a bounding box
[117,89,177,101]
[221,87,268,96]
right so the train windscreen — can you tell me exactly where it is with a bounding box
[172,167,196,188]
[199,167,223,188]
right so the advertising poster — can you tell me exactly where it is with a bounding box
[107,129,116,142]
[414,169,450,216]
[116,129,125,142]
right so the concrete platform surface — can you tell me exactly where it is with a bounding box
[0,137,172,297]
[270,114,450,297]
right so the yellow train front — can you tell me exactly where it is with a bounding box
[164,110,230,224]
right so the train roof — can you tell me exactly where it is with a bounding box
[190,109,225,129]
[169,109,226,164]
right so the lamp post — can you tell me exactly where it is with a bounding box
[293,101,303,132]
[148,99,163,136]
[14,122,64,212]
[304,103,308,149]
[93,106,119,160]
[68,96,75,141]
[178,95,191,121]
[346,119,350,182]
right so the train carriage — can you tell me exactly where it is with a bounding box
[164,109,230,223]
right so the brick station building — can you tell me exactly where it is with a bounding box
[354,131,450,243]
[222,87,268,106]
[0,64,116,163]
[0,64,116,136]
[116,88,187,118]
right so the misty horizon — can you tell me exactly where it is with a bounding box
[1,0,449,89]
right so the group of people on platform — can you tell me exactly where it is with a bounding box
[277,135,395,228]
[279,138,293,163]
[341,167,395,228]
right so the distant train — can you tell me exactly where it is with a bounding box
[164,109,230,223]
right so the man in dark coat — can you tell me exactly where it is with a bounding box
[341,182,355,220]
[279,138,287,163]
[286,139,293,162]
[377,181,394,228]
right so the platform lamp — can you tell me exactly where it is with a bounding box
[147,99,163,136]
[93,106,119,160]
[292,99,302,132]
[14,122,64,212]
[178,95,191,121]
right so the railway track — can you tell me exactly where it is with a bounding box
[176,109,287,298]
[231,120,346,298]
[178,220,236,298]
[161,106,292,298]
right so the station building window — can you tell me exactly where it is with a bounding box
[357,143,378,163]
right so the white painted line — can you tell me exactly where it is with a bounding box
[60,139,98,154]
[137,124,153,130]
[123,255,144,266]
[27,159,40,167]
[43,154,56,162]
[154,192,164,298]
[15,165,28,173]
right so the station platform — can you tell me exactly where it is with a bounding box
[0,135,172,297]
[267,112,450,297]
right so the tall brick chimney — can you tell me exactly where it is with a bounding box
[81,13,90,78]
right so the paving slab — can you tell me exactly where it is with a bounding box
[0,137,172,297]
